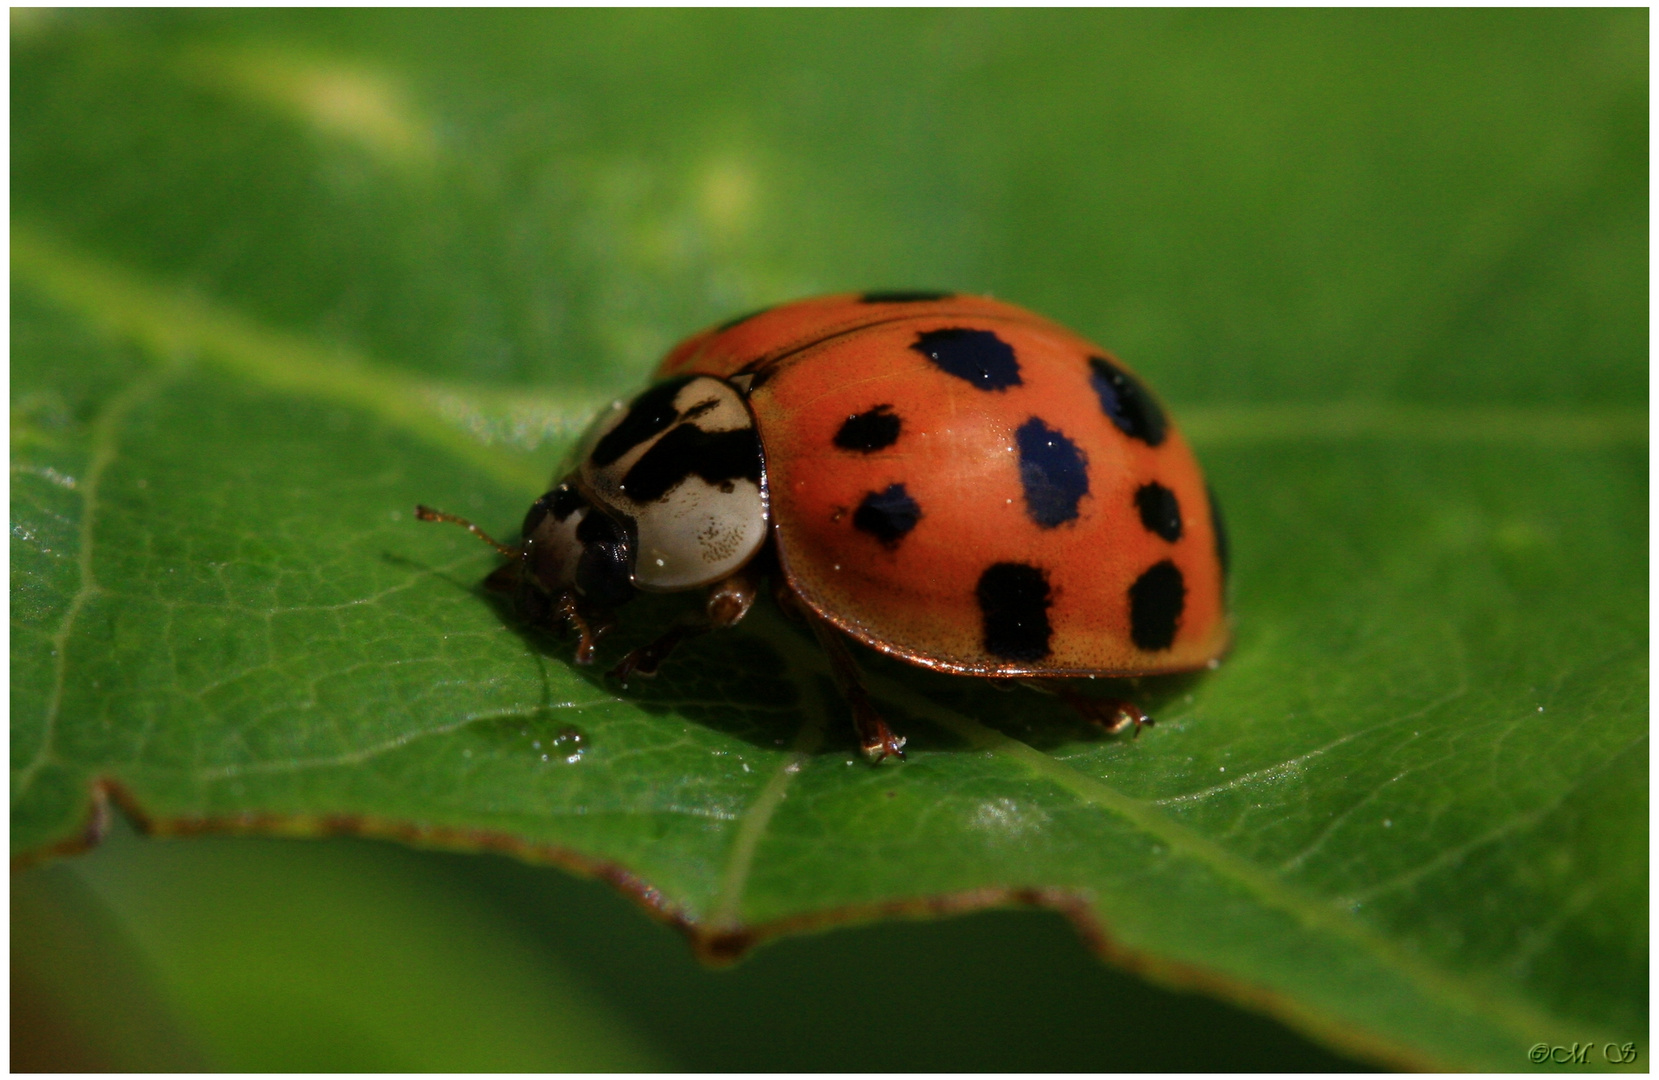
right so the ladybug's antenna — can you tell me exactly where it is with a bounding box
[414,505,518,558]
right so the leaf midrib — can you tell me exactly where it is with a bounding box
[707,622,832,928]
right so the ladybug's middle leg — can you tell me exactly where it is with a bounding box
[609,565,760,683]
[800,608,907,763]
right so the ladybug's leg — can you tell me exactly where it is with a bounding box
[610,621,704,683]
[609,566,760,683]
[804,613,907,763]
[556,590,612,666]
[1025,680,1155,738]
[807,617,907,763]
[414,502,619,666]
[771,583,904,762]
[704,566,760,629]
[476,554,612,664]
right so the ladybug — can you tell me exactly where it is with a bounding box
[419,291,1229,761]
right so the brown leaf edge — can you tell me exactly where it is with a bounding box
[16,774,1439,1071]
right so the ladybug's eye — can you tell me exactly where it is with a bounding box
[573,509,636,607]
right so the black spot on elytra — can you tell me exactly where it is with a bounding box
[717,306,772,331]
[1088,356,1166,447]
[835,405,902,452]
[574,510,636,607]
[977,562,1053,661]
[1016,417,1089,528]
[1208,484,1230,582]
[1129,560,1184,651]
[852,484,922,548]
[1135,482,1182,542]
[591,377,692,468]
[860,290,953,303]
[619,423,762,503]
[911,328,1022,391]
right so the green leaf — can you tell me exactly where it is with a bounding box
[13,10,1646,1070]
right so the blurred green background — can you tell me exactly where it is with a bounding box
[12,9,1645,1070]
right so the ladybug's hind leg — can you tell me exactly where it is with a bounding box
[1025,680,1154,738]
[609,566,759,684]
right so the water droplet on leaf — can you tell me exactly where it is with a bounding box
[551,726,587,764]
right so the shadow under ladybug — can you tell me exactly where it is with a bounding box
[419,293,1230,762]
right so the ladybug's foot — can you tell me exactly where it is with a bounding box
[1027,681,1154,738]
[1089,698,1155,738]
[855,712,908,763]
[1064,689,1154,737]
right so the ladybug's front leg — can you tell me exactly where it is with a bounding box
[484,565,611,665]
[609,566,760,683]
[444,520,611,666]
[555,590,614,666]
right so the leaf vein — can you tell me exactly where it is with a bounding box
[191,702,608,780]
[708,616,829,928]
[1339,734,1648,907]
[868,673,1616,1055]
[13,364,175,802]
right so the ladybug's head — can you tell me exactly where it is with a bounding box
[413,489,637,613]
[422,373,770,618]
[517,480,637,608]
